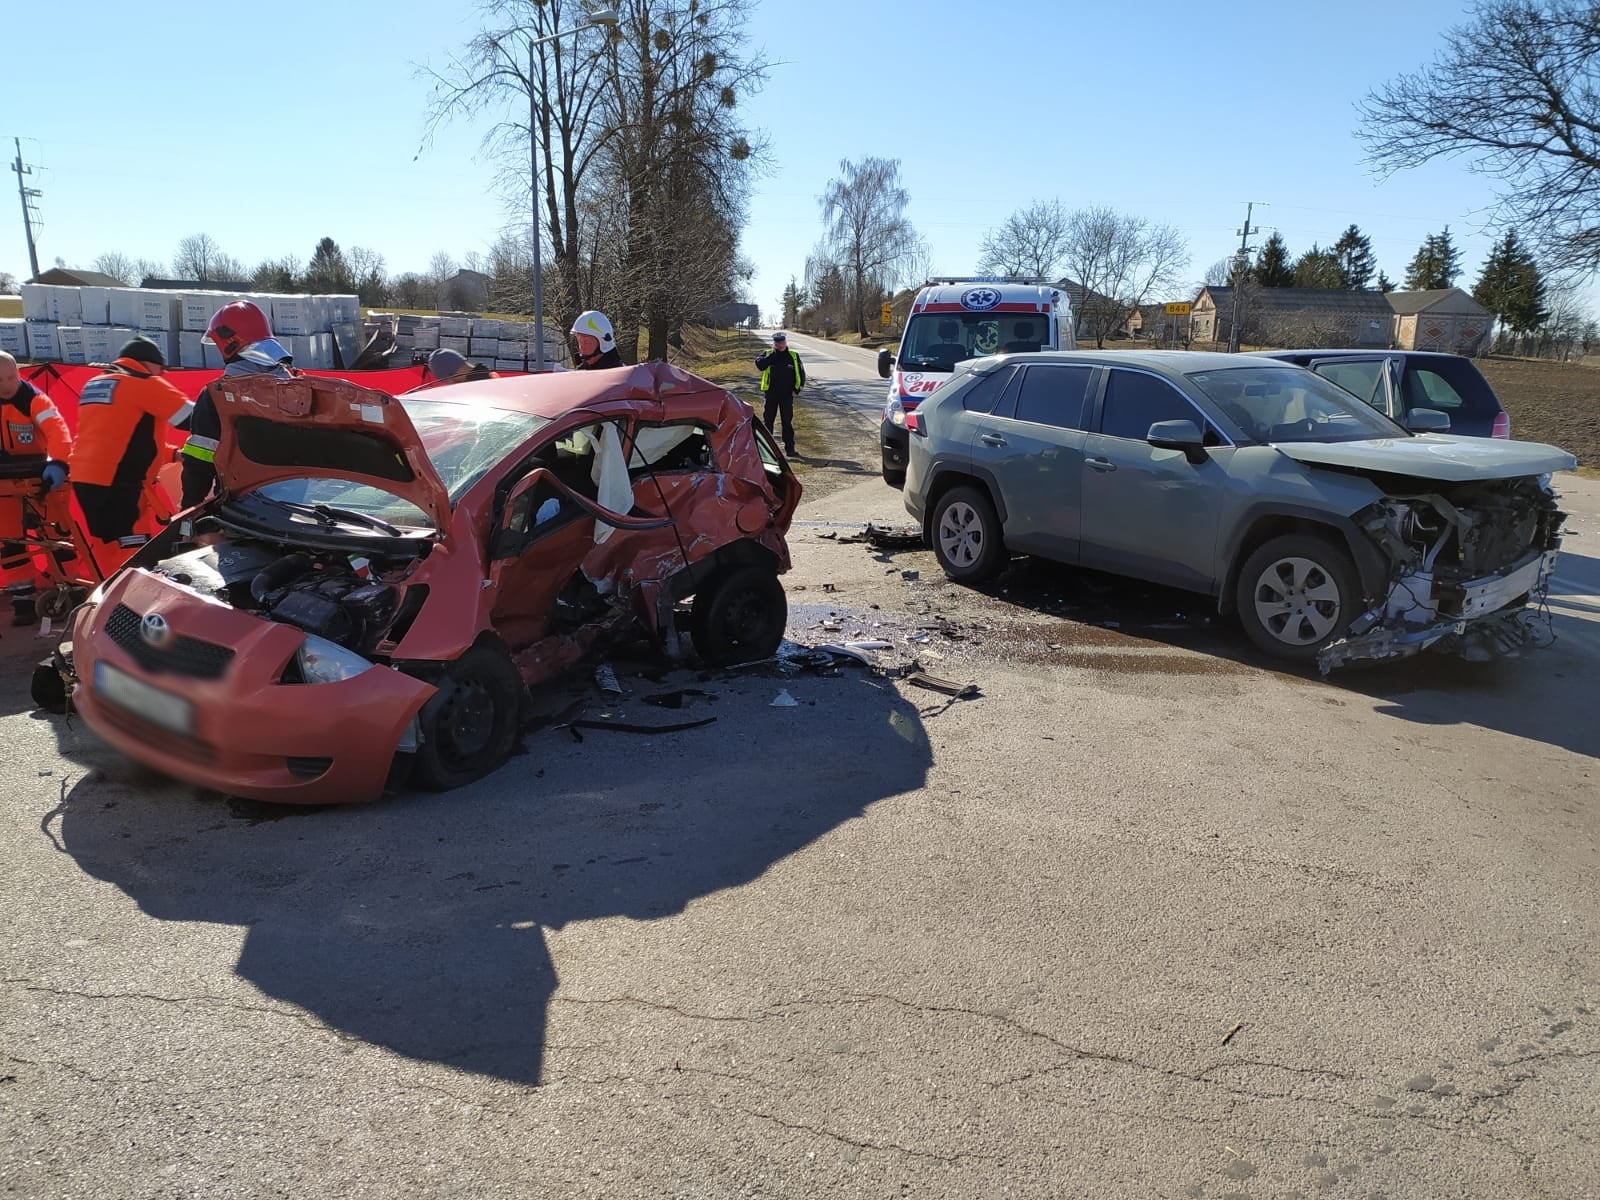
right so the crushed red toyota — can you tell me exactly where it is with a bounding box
[63,363,800,804]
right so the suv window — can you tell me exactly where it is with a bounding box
[1099,369,1202,441]
[1011,365,1094,430]
[960,366,1017,413]
[1312,360,1387,411]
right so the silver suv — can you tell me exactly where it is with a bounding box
[902,350,1576,671]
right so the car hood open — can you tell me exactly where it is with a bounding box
[209,374,451,528]
[1272,434,1576,482]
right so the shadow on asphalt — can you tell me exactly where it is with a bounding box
[922,550,1600,762]
[37,665,931,1087]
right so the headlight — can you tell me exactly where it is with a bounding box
[295,635,373,683]
[887,397,906,427]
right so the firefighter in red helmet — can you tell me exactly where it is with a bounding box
[180,300,296,508]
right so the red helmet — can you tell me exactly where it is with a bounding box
[203,300,273,360]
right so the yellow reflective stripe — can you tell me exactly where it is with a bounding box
[180,443,215,463]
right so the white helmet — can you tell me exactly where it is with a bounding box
[570,310,616,350]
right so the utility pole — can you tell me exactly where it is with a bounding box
[1226,201,1259,354]
[11,139,41,281]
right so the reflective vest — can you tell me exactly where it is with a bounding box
[1,380,71,462]
[760,350,802,393]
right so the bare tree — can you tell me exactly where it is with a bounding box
[347,246,389,304]
[92,252,167,286]
[1204,257,1236,288]
[1059,207,1189,348]
[173,233,234,282]
[1359,1,1600,274]
[0,271,15,294]
[820,157,924,336]
[252,256,301,293]
[976,199,1069,279]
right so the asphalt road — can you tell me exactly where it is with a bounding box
[3,369,1597,1197]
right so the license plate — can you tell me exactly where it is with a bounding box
[92,661,194,735]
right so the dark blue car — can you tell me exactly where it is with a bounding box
[1258,350,1511,439]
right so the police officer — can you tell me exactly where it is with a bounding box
[755,330,805,457]
[70,337,194,577]
[0,350,74,624]
[180,300,295,508]
[570,311,624,370]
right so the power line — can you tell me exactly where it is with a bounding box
[11,138,42,280]
[1227,201,1261,353]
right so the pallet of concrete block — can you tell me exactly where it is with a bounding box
[0,319,26,357]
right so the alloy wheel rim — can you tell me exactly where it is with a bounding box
[938,502,982,567]
[1253,556,1341,645]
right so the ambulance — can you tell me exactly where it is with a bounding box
[877,278,1075,485]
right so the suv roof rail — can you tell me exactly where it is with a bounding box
[921,275,1059,287]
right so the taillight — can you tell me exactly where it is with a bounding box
[906,410,925,435]
[1492,411,1511,439]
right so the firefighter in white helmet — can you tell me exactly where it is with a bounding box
[570,311,624,370]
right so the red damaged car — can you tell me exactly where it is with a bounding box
[64,363,801,804]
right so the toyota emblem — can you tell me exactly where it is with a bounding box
[140,612,171,647]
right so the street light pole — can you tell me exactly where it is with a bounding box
[525,7,617,372]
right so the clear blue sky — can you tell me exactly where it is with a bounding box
[7,0,1520,315]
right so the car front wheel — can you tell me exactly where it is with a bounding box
[412,645,526,791]
[1235,534,1359,662]
[931,485,1006,583]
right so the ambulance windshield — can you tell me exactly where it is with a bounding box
[899,312,1047,371]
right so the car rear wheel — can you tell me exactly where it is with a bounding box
[692,566,787,665]
[413,645,526,791]
[931,486,1006,584]
[1235,534,1359,662]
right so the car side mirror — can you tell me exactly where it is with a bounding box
[1404,408,1450,433]
[1147,419,1208,464]
[877,349,894,379]
[492,467,674,559]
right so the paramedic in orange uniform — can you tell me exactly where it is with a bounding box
[70,337,195,576]
[0,350,74,625]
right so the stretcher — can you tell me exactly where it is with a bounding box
[0,461,105,622]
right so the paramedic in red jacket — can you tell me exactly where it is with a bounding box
[0,350,75,625]
[70,337,195,577]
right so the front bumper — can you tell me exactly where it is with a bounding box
[70,570,436,804]
[881,420,909,475]
[1318,549,1558,673]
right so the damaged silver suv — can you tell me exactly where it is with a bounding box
[902,350,1577,672]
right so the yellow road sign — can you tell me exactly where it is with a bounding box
[1164,302,1192,316]
[881,302,893,324]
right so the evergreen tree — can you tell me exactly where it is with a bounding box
[781,277,803,329]
[1253,232,1294,287]
[1376,271,1396,293]
[1472,231,1548,334]
[1331,224,1377,290]
[304,237,355,293]
[1404,226,1462,290]
[1292,244,1345,289]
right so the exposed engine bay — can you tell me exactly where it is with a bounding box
[1320,475,1567,672]
[151,533,414,659]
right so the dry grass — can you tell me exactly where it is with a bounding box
[0,297,21,319]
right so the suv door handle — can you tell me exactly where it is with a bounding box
[980,433,1007,447]
[1086,456,1117,472]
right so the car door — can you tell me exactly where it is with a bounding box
[1307,355,1400,419]
[1078,367,1228,592]
[487,416,635,649]
[967,363,1096,561]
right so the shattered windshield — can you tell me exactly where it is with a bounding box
[1186,366,1407,444]
[898,312,1048,372]
[247,399,549,531]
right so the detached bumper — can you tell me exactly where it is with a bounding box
[1318,549,1558,673]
